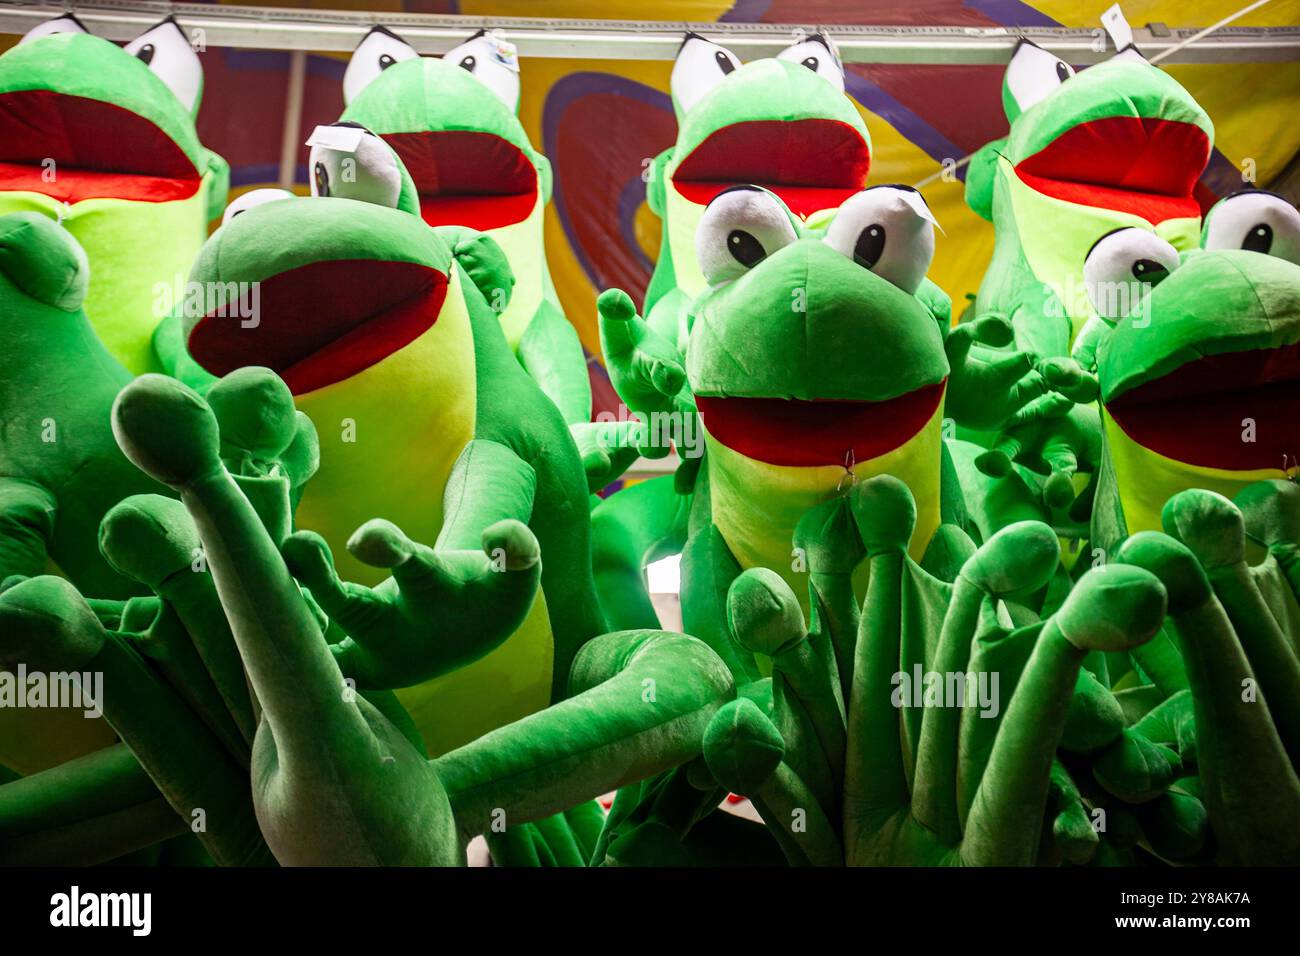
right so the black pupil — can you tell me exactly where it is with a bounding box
[459,56,476,72]
[314,162,330,198]
[379,53,396,70]
[854,224,886,269]
[715,51,735,75]
[801,56,819,72]
[1055,61,1070,82]
[1243,222,1273,254]
[136,43,155,66]
[727,230,765,267]
[1131,258,1167,283]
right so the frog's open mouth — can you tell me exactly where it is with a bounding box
[1106,342,1300,471]
[188,259,449,396]
[1015,117,1210,224]
[0,90,201,203]
[671,119,871,219]
[696,381,945,467]
[379,129,538,231]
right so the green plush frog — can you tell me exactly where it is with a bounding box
[641,33,873,351]
[965,41,1213,360]
[0,16,229,373]
[173,140,604,756]
[334,27,590,428]
[1085,190,1300,553]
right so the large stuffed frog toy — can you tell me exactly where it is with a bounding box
[965,41,1212,361]
[174,129,604,757]
[641,33,872,351]
[334,27,590,429]
[1083,190,1300,552]
[0,15,229,374]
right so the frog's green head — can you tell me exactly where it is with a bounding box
[1095,191,1300,476]
[664,34,872,221]
[0,17,210,202]
[338,27,547,231]
[986,41,1212,226]
[687,185,948,468]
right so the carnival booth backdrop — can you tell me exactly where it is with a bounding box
[5,0,1296,419]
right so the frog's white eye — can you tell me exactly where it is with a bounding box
[124,18,203,114]
[343,26,418,105]
[823,186,937,294]
[1004,40,1075,116]
[307,124,402,210]
[222,188,295,226]
[696,187,797,286]
[1084,228,1179,322]
[442,30,520,113]
[671,33,742,115]
[1203,190,1300,266]
[19,14,88,45]
[776,34,844,93]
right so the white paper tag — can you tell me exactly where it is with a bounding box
[1101,4,1135,53]
[489,33,520,72]
[306,124,366,154]
[900,188,945,235]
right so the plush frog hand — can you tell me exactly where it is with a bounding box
[1086,192,1300,553]
[172,149,606,757]
[336,27,590,429]
[0,16,229,373]
[964,41,1212,366]
[700,476,1167,865]
[642,33,872,351]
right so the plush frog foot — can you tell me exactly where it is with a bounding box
[170,176,606,757]
[1115,487,1300,865]
[964,41,1213,363]
[337,27,590,428]
[699,477,1167,865]
[0,16,228,373]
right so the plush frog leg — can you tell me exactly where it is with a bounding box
[518,299,592,428]
[1117,526,1300,864]
[591,474,691,631]
[0,743,185,865]
[702,476,1166,865]
[0,575,274,865]
[111,373,460,866]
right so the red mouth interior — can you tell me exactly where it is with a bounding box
[671,118,871,219]
[1107,342,1300,471]
[381,129,538,231]
[0,90,200,203]
[1015,117,1209,225]
[696,381,945,468]
[188,259,448,396]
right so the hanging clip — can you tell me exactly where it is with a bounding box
[836,447,856,494]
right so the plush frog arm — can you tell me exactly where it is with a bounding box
[0,479,57,582]
[519,299,593,427]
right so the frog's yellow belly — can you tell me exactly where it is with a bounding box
[1104,409,1289,538]
[704,400,945,616]
[396,589,555,756]
[293,270,477,585]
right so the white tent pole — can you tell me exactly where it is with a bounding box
[277,49,306,189]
